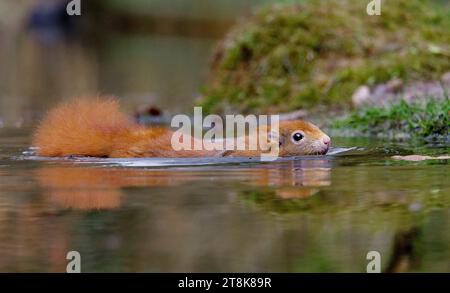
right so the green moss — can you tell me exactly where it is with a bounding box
[331,98,450,141]
[199,0,450,113]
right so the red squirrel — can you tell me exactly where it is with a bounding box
[33,99,331,158]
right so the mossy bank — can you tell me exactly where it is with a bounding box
[199,0,450,114]
[331,98,449,142]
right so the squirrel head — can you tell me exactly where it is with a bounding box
[272,120,331,156]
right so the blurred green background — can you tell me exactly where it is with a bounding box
[0,0,290,127]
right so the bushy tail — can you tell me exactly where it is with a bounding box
[33,98,136,157]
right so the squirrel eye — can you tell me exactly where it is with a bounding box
[291,132,304,144]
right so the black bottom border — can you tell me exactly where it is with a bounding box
[1,273,449,291]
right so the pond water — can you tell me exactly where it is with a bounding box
[0,128,448,272]
[0,1,449,273]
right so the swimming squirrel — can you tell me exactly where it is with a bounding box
[33,99,331,158]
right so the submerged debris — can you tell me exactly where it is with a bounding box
[392,155,450,161]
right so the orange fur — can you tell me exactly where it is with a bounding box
[33,98,330,158]
[34,99,137,157]
[33,99,214,158]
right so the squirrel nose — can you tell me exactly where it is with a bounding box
[322,136,331,146]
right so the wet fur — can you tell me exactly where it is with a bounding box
[33,99,329,158]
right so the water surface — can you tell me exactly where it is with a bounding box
[0,128,448,272]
